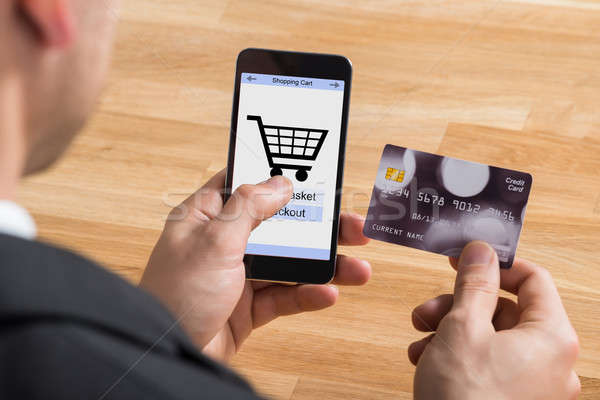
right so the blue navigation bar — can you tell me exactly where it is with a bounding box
[245,243,330,260]
[241,72,344,91]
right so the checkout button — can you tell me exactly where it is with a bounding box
[271,205,323,222]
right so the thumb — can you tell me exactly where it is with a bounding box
[451,241,500,322]
[212,176,292,244]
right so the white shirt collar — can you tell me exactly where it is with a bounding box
[0,200,37,240]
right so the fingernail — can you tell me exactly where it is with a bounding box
[459,241,494,268]
[328,284,339,294]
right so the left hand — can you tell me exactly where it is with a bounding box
[140,169,371,361]
[408,242,580,400]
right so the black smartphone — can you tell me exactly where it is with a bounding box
[225,48,352,284]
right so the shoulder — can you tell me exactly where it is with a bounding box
[0,234,179,349]
[0,322,261,399]
[0,235,261,399]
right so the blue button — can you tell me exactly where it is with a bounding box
[270,205,323,222]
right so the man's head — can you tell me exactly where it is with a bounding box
[1,0,120,175]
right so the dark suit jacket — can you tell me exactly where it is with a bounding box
[0,234,264,399]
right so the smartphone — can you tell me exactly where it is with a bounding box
[225,48,352,284]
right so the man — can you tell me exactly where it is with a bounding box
[0,1,580,399]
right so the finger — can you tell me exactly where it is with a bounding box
[412,294,519,332]
[408,333,435,365]
[252,284,338,328]
[412,294,453,332]
[168,168,227,229]
[452,241,500,322]
[251,281,274,291]
[449,257,459,270]
[211,175,293,245]
[451,256,567,327]
[338,213,370,246]
[567,371,581,400]
[498,258,567,326]
[493,297,520,331]
[332,254,371,286]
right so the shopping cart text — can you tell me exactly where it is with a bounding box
[272,77,314,87]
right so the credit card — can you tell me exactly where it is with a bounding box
[363,145,532,268]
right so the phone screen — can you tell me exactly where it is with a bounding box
[231,72,345,261]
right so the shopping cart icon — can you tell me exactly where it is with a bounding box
[247,115,328,182]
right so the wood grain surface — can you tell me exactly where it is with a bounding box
[17,0,599,398]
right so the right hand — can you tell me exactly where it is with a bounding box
[409,241,580,400]
[140,170,371,361]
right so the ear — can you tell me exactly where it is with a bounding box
[19,0,74,47]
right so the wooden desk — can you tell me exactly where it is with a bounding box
[18,0,600,398]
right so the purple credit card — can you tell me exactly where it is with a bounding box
[363,145,532,268]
